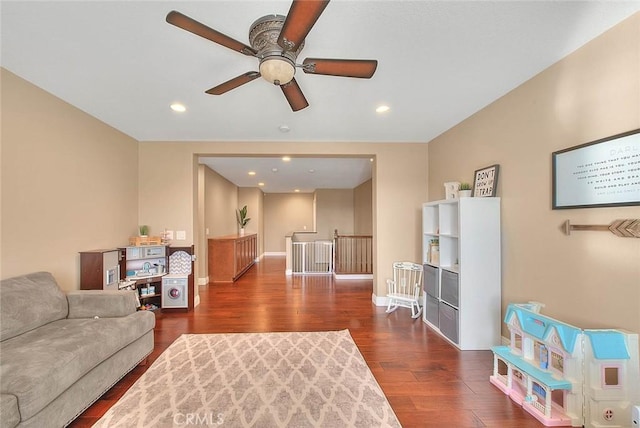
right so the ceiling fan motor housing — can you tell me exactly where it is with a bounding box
[249,15,304,85]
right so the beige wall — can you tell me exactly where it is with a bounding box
[354,179,373,234]
[138,151,196,246]
[138,143,429,296]
[1,68,139,290]
[198,167,267,278]
[238,187,264,255]
[196,165,206,281]
[315,189,354,240]
[198,165,238,281]
[264,193,315,252]
[428,14,640,333]
[204,166,238,238]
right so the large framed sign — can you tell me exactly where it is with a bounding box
[552,129,640,209]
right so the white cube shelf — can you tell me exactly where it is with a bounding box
[422,197,501,350]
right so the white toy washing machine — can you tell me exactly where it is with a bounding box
[162,274,188,308]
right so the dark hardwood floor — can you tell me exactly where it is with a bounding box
[70,256,543,427]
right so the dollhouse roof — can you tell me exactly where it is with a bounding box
[506,304,582,353]
[584,330,631,360]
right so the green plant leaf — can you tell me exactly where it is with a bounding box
[236,205,250,227]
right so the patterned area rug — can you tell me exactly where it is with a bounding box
[93,330,400,427]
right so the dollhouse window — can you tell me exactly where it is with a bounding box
[551,389,564,408]
[531,381,546,401]
[550,350,564,372]
[513,369,525,386]
[513,333,523,352]
[603,366,620,387]
[497,359,508,376]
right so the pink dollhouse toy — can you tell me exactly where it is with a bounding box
[490,303,639,427]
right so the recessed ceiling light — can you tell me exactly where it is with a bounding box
[170,103,186,112]
[279,125,291,133]
[308,169,315,173]
[248,171,256,176]
[294,189,300,193]
[272,168,278,173]
[376,105,390,113]
[282,156,291,162]
[258,182,265,187]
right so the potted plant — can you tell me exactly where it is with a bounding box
[236,205,250,235]
[458,183,472,198]
[139,225,149,237]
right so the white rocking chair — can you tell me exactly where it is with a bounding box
[386,261,423,319]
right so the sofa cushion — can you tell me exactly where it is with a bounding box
[0,272,68,341]
[0,311,155,421]
[67,290,138,319]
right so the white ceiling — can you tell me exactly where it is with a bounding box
[2,1,639,191]
[199,156,372,193]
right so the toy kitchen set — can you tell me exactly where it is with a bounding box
[80,239,195,312]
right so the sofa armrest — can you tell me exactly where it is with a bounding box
[1,394,20,428]
[66,290,138,319]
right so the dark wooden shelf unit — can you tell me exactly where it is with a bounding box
[208,234,257,283]
[79,249,120,291]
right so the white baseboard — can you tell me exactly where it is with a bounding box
[194,294,200,307]
[263,251,286,256]
[371,293,390,306]
[197,277,209,286]
[333,273,373,280]
[285,269,292,276]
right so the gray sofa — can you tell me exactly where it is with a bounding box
[0,272,155,427]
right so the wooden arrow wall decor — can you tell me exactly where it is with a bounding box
[562,219,640,238]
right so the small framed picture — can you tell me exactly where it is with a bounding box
[472,164,500,197]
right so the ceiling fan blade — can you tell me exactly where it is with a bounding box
[166,11,257,57]
[277,0,330,51]
[205,72,261,95]
[302,58,378,78]
[280,78,309,112]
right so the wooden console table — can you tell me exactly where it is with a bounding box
[208,234,257,283]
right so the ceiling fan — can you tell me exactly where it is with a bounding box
[166,0,378,112]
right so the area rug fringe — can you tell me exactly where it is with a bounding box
[93,329,401,427]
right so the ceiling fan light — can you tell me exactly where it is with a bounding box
[259,57,295,85]
[170,103,186,112]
